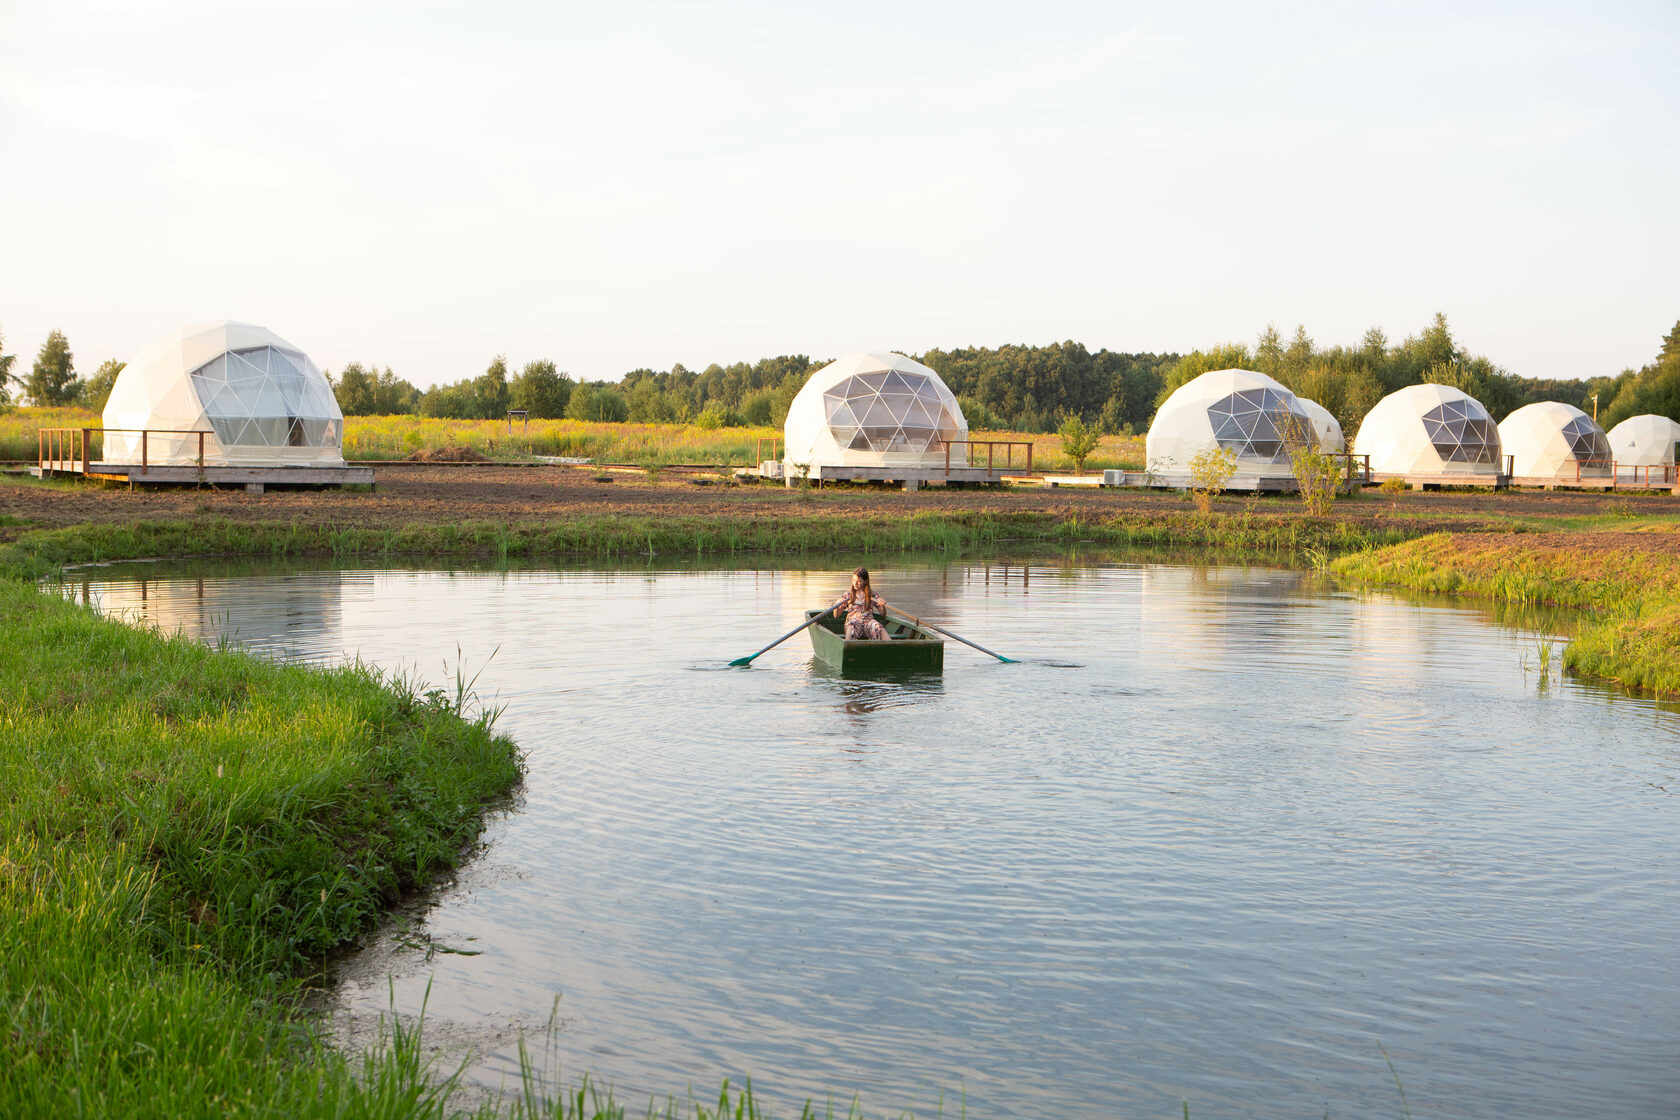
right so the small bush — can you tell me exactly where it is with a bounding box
[1188,447,1239,513]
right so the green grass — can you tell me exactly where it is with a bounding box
[0,507,1411,583]
[0,571,527,1117]
[1329,531,1680,697]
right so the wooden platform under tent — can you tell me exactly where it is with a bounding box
[34,427,375,492]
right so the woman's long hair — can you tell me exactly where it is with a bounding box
[849,566,873,609]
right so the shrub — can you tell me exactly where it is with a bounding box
[1188,446,1239,513]
[1057,413,1101,474]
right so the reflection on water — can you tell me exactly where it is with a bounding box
[63,557,1680,1120]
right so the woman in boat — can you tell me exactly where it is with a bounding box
[833,566,889,640]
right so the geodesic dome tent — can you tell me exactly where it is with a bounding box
[1498,402,1611,481]
[102,322,345,466]
[1605,414,1680,469]
[1145,369,1312,481]
[1299,398,1344,452]
[1352,384,1503,477]
[783,352,967,469]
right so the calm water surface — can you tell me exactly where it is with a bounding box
[67,559,1679,1119]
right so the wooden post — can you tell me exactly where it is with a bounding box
[1026,441,1033,475]
[945,440,951,477]
[82,428,91,472]
[141,430,148,474]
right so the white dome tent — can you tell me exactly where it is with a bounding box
[1352,384,1504,482]
[1299,398,1344,453]
[1145,369,1312,487]
[781,353,967,486]
[1605,414,1680,483]
[103,322,346,468]
[1498,401,1612,483]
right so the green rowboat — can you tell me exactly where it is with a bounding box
[804,609,944,675]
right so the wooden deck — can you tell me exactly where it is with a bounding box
[780,464,1021,491]
[1368,471,1510,490]
[32,462,375,493]
[1102,469,1299,492]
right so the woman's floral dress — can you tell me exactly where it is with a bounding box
[835,589,889,640]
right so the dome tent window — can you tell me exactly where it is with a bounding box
[1205,387,1310,463]
[1560,415,1610,463]
[188,346,342,450]
[1421,398,1500,464]
[822,370,963,455]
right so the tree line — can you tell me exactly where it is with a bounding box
[0,327,126,412]
[1154,313,1680,439]
[6,316,1677,438]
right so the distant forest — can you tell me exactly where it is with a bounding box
[319,313,1680,436]
[5,315,1677,437]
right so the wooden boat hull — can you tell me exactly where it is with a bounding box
[805,609,944,675]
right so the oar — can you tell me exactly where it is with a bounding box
[730,608,830,667]
[892,610,1018,663]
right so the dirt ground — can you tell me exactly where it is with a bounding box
[4,463,1679,547]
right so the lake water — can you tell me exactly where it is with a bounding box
[64,557,1679,1119]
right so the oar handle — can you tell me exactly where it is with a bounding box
[891,609,1017,663]
[730,605,832,666]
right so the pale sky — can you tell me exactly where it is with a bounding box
[2,0,1676,388]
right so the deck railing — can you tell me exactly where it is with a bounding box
[940,439,1034,476]
[38,427,208,476]
[1572,456,1615,483]
[38,427,93,475]
[755,436,782,465]
[1613,463,1676,486]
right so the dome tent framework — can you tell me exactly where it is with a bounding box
[780,353,1019,488]
[33,322,374,491]
[1605,414,1680,485]
[1145,369,1312,489]
[1352,384,1508,488]
[1498,401,1613,488]
[104,322,346,468]
[1299,398,1344,454]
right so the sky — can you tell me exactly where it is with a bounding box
[1,0,1676,389]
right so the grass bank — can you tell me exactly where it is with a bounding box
[0,559,531,1115]
[1330,531,1680,697]
[0,507,1408,579]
